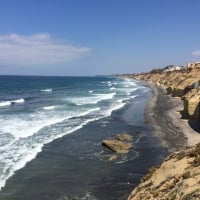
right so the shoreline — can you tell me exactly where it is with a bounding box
[144,83,200,153]
[0,86,169,200]
[1,76,199,199]
[145,84,186,152]
[127,81,200,200]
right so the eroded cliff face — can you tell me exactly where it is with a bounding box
[128,143,200,200]
[133,67,200,121]
[183,88,200,119]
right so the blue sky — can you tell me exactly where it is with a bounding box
[0,0,200,76]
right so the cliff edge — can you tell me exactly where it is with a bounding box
[128,143,200,200]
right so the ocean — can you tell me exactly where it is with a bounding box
[0,76,167,200]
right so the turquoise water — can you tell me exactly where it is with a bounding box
[0,76,147,190]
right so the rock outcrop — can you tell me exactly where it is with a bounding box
[102,139,132,153]
[115,133,133,142]
[128,143,200,200]
[102,133,133,153]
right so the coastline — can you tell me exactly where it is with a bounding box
[127,82,200,200]
[145,84,187,152]
[123,63,200,199]
[0,75,199,200]
[0,84,169,200]
[145,83,200,152]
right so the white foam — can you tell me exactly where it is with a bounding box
[117,98,130,103]
[0,95,128,190]
[0,78,142,191]
[0,108,102,190]
[94,92,116,97]
[67,92,116,106]
[104,102,126,116]
[122,78,137,85]
[0,101,11,107]
[110,87,116,90]
[131,95,138,99]
[12,98,25,104]
[121,79,137,87]
[0,107,101,139]
[43,106,56,110]
[119,87,138,96]
[41,88,53,92]
[0,99,25,107]
[0,143,43,190]
[88,90,93,93]
[0,115,66,138]
[0,102,126,190]
[74,107,100,117]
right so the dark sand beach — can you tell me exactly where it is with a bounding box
[146,84,200,150]
[145,85,187,152]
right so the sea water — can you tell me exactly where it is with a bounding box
[0,76,147,191]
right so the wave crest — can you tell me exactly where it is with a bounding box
[40,88,53,93]
[0,98,25,107]
[0,101,11,107]
[67,92,116,106]
[12,98,25,104]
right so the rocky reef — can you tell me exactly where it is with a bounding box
[128,143,200,200]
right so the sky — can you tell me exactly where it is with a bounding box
[0,0,200,76]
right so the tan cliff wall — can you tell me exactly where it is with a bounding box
[183,88,200,119]
[133,67,200,121]
[128,143,200,200]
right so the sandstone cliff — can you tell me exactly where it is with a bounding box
[183,88,200,119]
[128,143,200,200]
[132,66,200,121]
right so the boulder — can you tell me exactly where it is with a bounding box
[102,139,132,153]
[115,133,133,142]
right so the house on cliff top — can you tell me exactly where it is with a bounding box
[163,65,182,72]
[184,61,200,70]
[163,61,200,73]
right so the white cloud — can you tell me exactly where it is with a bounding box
[192,50,200,57]
[0,33,91,67]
